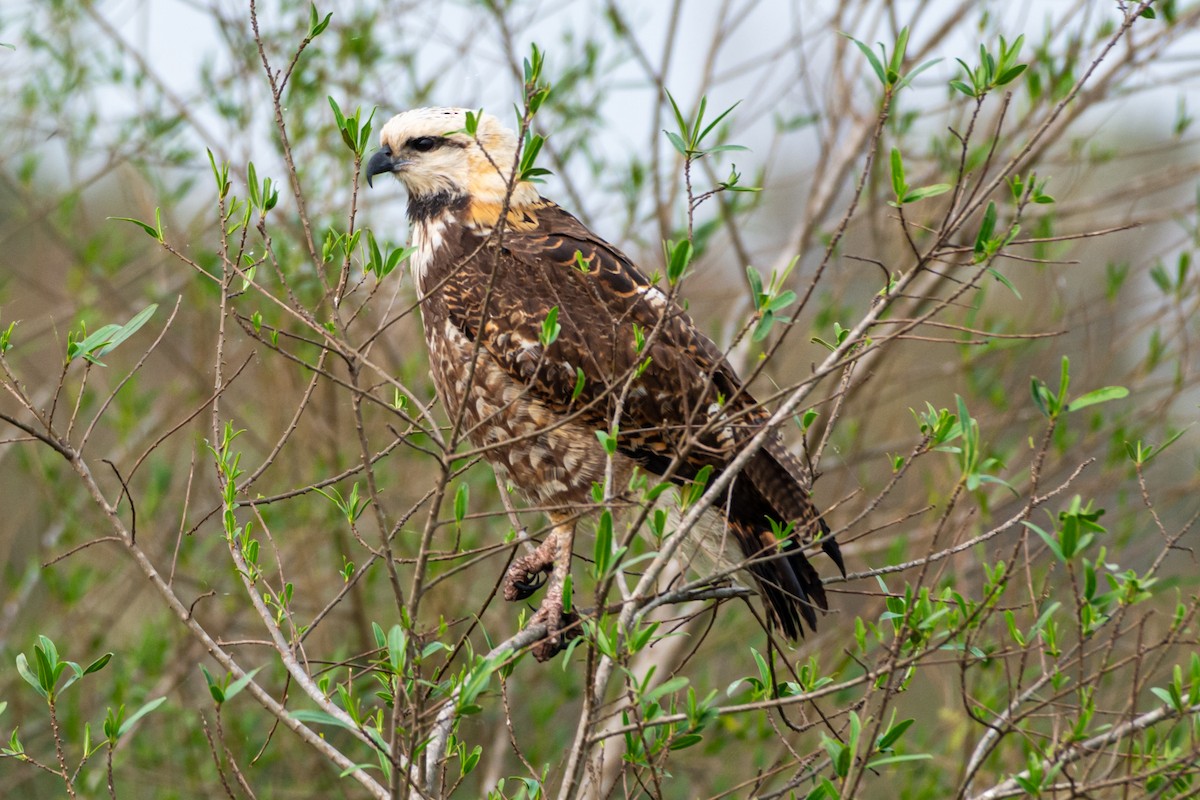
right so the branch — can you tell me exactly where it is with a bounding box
[968,702,1200,800]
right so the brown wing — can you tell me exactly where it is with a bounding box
[435,201,842,635]
[439,202,742,457]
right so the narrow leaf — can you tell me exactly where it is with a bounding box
[95,304,158,358]
[108,215,161,241]
[645,676,689,705]
[83,653,113,675]
[223,666,263,701]
[15,654,48,699]
[117,697,167,738]
[845,35,886,84]
[890,147,906,198]
[902,183,951,203]
[1065,386,1129,413]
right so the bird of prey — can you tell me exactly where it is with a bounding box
[367,107,843,661]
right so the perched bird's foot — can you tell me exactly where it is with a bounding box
[527,599,580,662]
[506,524,579,660]
[506,570,547,600]
[503,538,559,601]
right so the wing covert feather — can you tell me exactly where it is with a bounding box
[439,202,748,463]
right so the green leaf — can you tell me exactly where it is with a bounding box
[69,324,119,363]
[876,717,915,750]
[683,464,714,507]
[1057,355,1071,409]
[974,201,998,260]
[896,57,944,90]
[291,709,361,732]
[902,183,952,203]
[328,97,355,151]
[454,482,469,525]
[987,267,1021,299]
[806,778,840,800]
[65,671,102,710]
[95,303,158,359]
[1065,386,1128,413]
[386,625,407,674]
[698,99,741,143]
[950,79,977,98]
[519,132,548,182]
[463,108,482,136]
[845,35,886,84]
[337,762,379,778]
[889,27,910,77]
[83,653,112,675]
[764,290,797,313]
[0,320,16,353]
[109,209,164,242]
[889,148,906,198]
[1030,601,1062,639]
[595,428,618,455]
[1125,426,1190,465]
[207,149,230,200]
[1024,521,1064,562]
[996,64,1027,86]
[593,510,613,578]
[866,753,933,768]
[745,266,764,306]
[571,366,586,402]
[667,239,693,285]
[199,664,224,704]
[706,143,749,154]
[645,676,689,705]
[540,306,561,346]
[664,130,688,157]
[117,697,167,738]
[669,733,704,750]
[223,666,263,701]
[1030,377,1051,417]
[307,3,332,38]
[15,653,47,699]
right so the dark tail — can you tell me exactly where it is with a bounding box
[728,441,844,639]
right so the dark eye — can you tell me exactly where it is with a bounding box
[408,136,439,152]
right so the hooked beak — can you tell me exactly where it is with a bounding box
[365,148,403,187]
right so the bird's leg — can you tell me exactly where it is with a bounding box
[504,533,560,601]
[522,520,580,662]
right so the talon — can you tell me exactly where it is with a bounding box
[504,545,556,601]
[504,562,551,601]
[529,605,580,662]
[512,573,546,598]
[504,524,579,659]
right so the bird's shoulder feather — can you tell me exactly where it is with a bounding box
[432,200,751,455]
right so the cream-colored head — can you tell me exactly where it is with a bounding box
[366,107,538,215]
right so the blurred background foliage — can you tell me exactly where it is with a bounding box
[0,1,1198,798]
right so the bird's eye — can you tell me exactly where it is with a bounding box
[408,136,440,152]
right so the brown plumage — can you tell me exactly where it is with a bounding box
[367,107,843,659]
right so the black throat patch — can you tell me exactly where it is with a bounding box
[407,190,469,223]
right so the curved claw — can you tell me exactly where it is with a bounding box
[504,534,563,601]
[504,561,552,602]
[510,571,547,599]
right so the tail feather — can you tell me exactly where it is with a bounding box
[727,442,842,639]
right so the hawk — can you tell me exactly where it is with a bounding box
[367,107,843,661]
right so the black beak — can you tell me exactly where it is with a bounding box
[365,148,398,188]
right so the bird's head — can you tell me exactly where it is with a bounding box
[366,107,539,222]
